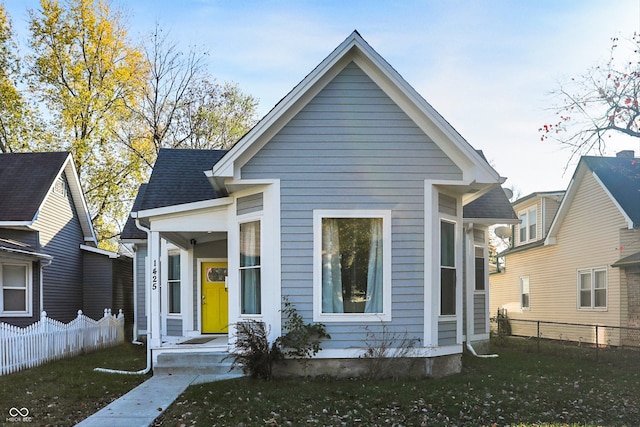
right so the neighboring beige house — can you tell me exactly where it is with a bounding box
[490,151,640,345]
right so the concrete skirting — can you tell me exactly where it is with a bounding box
[273,354,462,379]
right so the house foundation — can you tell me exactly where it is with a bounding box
[273,355,462,379]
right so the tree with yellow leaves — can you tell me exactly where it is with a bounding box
[27,0,149,249]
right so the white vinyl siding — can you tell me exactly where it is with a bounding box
[491,171,625,332]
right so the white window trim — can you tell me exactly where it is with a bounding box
[520,276,530,311]
[518,206,537,244]
[0,262,32,317]
[166,251,181,315]
[439,219,457,317]
[577,267,608,310]
[239,216,263,317]
[313,209,392,322]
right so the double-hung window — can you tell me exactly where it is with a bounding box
[440,220,456,315]
[0,263,30,316]
[520,276,530,310]
[578,267,607,309]
[314,210,391,321]
[240,220,261,315]
[518,206,537,244]
[167,253,181,314]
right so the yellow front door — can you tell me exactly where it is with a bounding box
[201,262,228,333]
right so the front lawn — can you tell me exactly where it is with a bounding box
[0,343,149,426]
[154,341,640,426]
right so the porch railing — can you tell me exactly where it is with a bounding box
[0,309,124,376]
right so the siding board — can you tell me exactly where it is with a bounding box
[241,62,462,348]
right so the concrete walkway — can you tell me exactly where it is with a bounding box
[75,373,215,427]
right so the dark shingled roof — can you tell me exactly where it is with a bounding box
[120,183,147,240]
[0,152,70,221]
[463,186,518,222]
[139,148,227,211]
[582,155,640,227]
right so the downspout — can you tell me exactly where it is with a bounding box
[464,223,498,359]
[94,217,152,375]
[466,341,498,358]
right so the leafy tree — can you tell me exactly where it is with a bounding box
[0,5,48,153]
[26,0,147,248]
[540,34,639,164]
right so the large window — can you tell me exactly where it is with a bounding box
[578,268,607,309]
[314,211,391,321]
[240,220,261,315]
[520,276,530,310]
[440,221,456,315]
[167,253,181,314]
[518,206,537,244]
[0,263,30,315]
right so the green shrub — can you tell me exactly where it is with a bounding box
[228,297,330,380]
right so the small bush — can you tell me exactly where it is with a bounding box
[362,323,419,380]
[228,320,282,380]
[279,296,330,360]
[227,297,330,380]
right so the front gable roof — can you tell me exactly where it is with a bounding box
[546,154,640,244]
[209,31,503,196]
[0,152,96,243]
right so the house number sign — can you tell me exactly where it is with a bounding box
[152,260,158,290]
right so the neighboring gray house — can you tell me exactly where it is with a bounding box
[0,152,132,328]
[122,32,517,377]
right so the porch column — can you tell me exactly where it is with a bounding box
[148,230,162,348]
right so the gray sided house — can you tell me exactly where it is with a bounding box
[123,32,517,377]
[0,152,132,328]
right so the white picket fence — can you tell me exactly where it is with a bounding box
[0,309,125,376]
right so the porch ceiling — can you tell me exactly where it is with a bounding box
[162,230,226,250]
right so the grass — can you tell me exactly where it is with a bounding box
[1,339,639,426]
[0,343,149,426]
[154,339,640,426]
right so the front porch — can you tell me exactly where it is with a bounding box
[151,334,244,379]
[152,334,229,362]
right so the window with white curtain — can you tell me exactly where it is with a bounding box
[0,263,30,315]
[240,220,261,315]
[314,210,391,321]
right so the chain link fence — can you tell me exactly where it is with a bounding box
[491,309,640,363]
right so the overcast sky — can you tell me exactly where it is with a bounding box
[6,0,640,197]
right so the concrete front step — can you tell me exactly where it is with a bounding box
[154,351,244,377]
